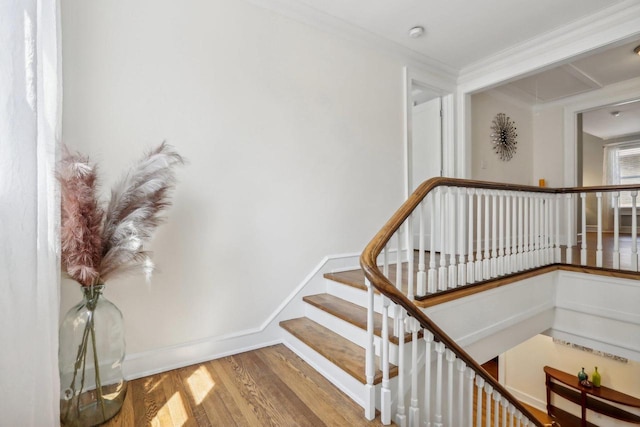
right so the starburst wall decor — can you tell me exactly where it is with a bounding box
[490,113,518,161]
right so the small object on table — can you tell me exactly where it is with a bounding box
[591,367,601,388]
[577,367,588,382]
[580,379,593,388]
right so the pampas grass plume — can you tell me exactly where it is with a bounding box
[58,142,184,286]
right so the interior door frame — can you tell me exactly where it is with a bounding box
[403,66,455,200]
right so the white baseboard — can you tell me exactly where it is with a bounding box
[123,252,362,380]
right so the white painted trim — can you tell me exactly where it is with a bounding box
[450,300,555,348]
[458,1,640,91]
[557,301,640,325]
[123,252,361,379]
[456,89,471,178]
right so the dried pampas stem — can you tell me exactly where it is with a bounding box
[58,146,103,287]
[99,142,184,281]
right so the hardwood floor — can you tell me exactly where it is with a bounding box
[103,344,390,426]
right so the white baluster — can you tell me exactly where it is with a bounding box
[417,201,426,296]
[381,295,391,425]
[493,390,500,427]
[448,188,457,288]
[518,195,524,271]
[433,342,445,427]
[475,377,484,427]
[396,311,406,427]
[511,194,518,271]
[580,192,587,265]
[536,194,544,267]
[555,194,561,263]
[491,192,498,277]
[498,191,505,276]
[458,188,467,286]
[566,193,573,264]
[476,190,483,281]
[596,192,603,267]
[523,196,529,270]
[429,192,437,293]
[457,360,466,426]
[529,194,540,267]
[396,230,403,292]
[409,318,420,427]
[523,418,530,427]
[505,192,512,275]
[424,331,434,427]
[407,216,414,300]
[484,192,491,280]
[364,278,375,420]
[509,404,516,427]
[515,411,523,427]
[632,191,638,271]
[466,368,476,427]
[613,192,620,269]
[501,397,508,427]
[395,232,403,337]
[439,187,447,291]
[467,189,475,284]
[544,195,550,264]
[446,350,455,424]
[484,383,493,427]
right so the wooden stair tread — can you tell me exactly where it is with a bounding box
[303,293,420,345]
[324,270,367,291]
[280,317,397,385]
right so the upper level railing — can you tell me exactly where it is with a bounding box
[360,177,640,426]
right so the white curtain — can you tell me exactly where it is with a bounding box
[0,0,61,425]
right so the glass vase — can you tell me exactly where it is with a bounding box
[59,284,127,426]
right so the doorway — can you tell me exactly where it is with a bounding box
[404,74,447,197]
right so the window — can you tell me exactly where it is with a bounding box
[605,142,640,207]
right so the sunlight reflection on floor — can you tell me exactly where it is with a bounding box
[153,392,188,427]
[187,365,215,405]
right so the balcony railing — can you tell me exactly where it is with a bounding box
[360,177,640,426]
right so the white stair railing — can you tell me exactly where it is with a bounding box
[362,178,640,426]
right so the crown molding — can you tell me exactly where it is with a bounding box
[244,0,458,88]
[458,0,640,92]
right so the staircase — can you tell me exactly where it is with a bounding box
[280,268,408,424]
[279,178,640,426]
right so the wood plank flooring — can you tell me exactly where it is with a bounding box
[103,344,390,426]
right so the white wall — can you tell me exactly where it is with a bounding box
[582,132,605,227]
[471,92,533,185]
[60,0,414,372]
[532,105,565,188]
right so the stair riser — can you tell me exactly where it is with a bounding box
[304,304,401,364]
[326,280,397,318]
[282,332,372,407]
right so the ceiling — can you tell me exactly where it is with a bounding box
[582,100,640,140]
[255,0,640,139]
[492,38,640,140]
[289,0,628,70]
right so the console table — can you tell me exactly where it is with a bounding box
[544,366,640,426]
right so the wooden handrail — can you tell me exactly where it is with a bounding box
[358,177,618,426]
